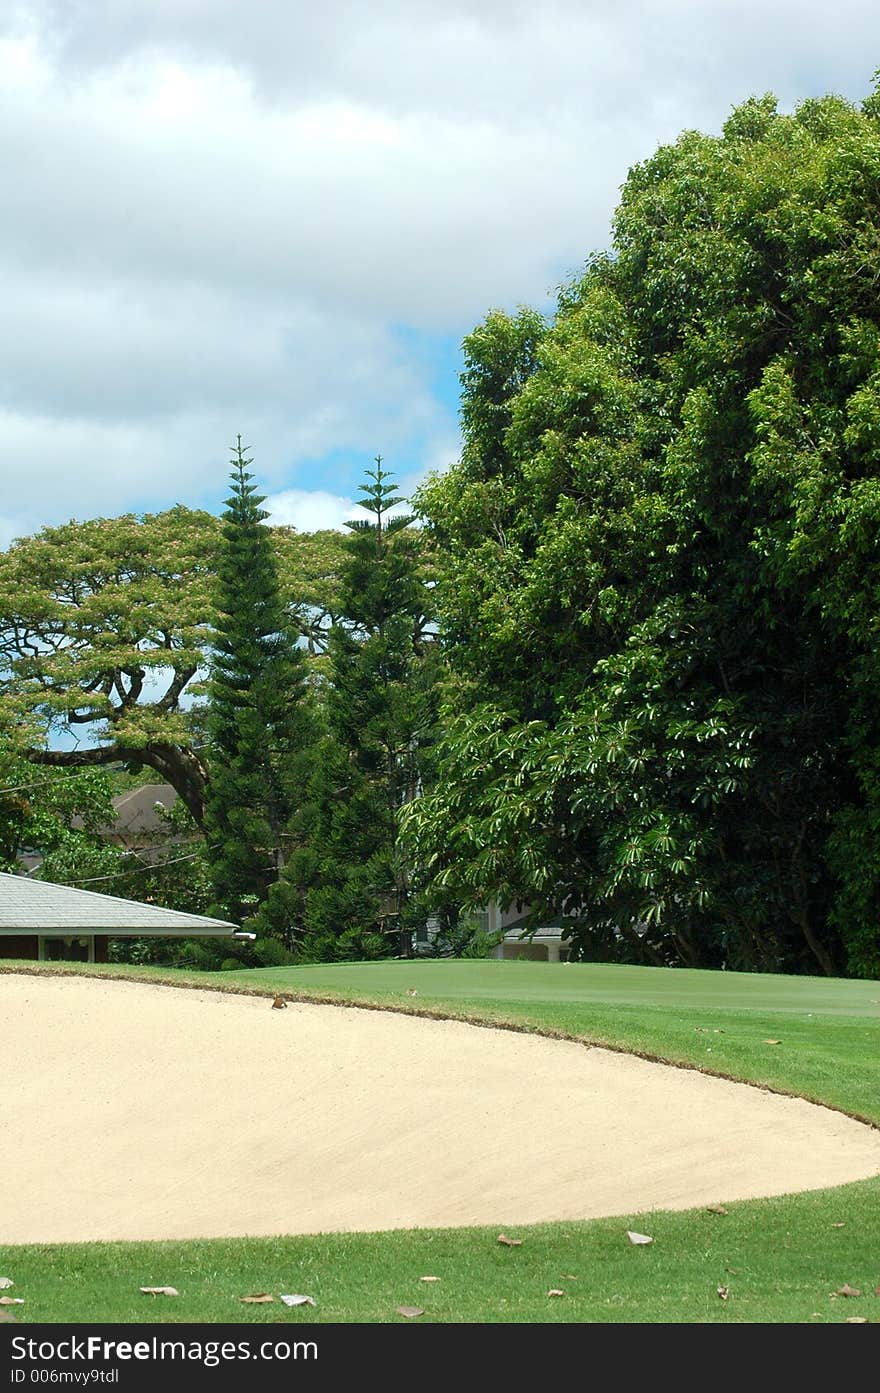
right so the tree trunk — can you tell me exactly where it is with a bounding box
[29,742,208,827]
[793,905,836,977]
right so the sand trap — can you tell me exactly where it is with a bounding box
[1,974,879,1244]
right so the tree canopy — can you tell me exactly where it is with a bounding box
[0,507,218,822]
[203,439,312,923]
[405,86,880,977]
[274,459,440,959]
[0,507,348,827]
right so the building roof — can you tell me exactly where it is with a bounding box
[0,872,238,937]
[501,923,566,941]
[108,783,178,838]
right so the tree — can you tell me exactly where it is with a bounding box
[0,508,350,832]
[407,84,880,977]
[203,438,313,924]
[0,507,219,823]
[278,459,439,959]
[0,713,119,878]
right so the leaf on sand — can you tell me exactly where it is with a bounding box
[396,1306,424,1319]
[271,995,288,1010]
[834,1285,861,1298]
[717,1286,730,1301]
[240,1294,275,1304]
[280,1295,316,1308]
[0,1279,13,1290]
[0,1298,24,1306]
[627,1231,654,1246]
[139,1287,179,1297]
[497,1234,522,1247]
[547,1289,565,1298]
[706,1205,728,1216]
[419,1276,441,1283]
[763,1039,782,1046]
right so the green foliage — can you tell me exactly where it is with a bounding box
[0,506,219,822]
[203,439,313,925]
[0,721,119,877]
[409,83,880,977]
[277,459,440,960]
[0,507,351,829]
[421,915,503,959]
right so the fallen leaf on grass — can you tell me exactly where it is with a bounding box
[139,1287,178,1297]
[717,1287,729,1301]
[396,1306,424,1319]
[497,1234,522,1247]
[763,1039,782,1046]
[833,1285,861,1298]
[240,1294,274,1304]
[0,1311,17,1323]
[0,1298,23,1306]
[706,1205,728,1216]
[846,1317,869,1324]
[831,1222,845,1229]
[627,1231,654,1246]
[725,1267,741,1275]
[561,1274,578,1280]
[547,1289,565,1298]
[419,1276,440,1283]
[875,1287,880,1297]
[280,1295,316,1308]
[406,989,418,997]
[0,1279,13,1290]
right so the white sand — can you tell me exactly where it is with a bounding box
[1,974,878,1244]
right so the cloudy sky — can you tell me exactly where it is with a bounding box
[0,0,878,546]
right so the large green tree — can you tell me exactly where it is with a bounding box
[0,507,350,831]
[203,439,313,924]
[406,85,880,977]
[276,460,439,959]
[0,507,219,823]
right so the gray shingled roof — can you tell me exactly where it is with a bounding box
[0,872,238,936]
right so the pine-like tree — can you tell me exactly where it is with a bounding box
[204,437,311,924]
[280,458,439,959]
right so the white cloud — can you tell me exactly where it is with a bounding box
[265,489,362,532]
[0,2,877,535]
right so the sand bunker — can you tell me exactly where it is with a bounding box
[2,974,879,1244]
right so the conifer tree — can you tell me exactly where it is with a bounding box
[279,458,439,959]
[204,437,311,924]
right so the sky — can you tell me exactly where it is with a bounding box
[0,0,878,546]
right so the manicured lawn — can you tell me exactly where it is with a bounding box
[3,1181,880,1324]
[12,957,880,1120]
[2,957,879,1323]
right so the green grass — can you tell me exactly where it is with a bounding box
[2,957,879,1323]
[4,1186,879,1324]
